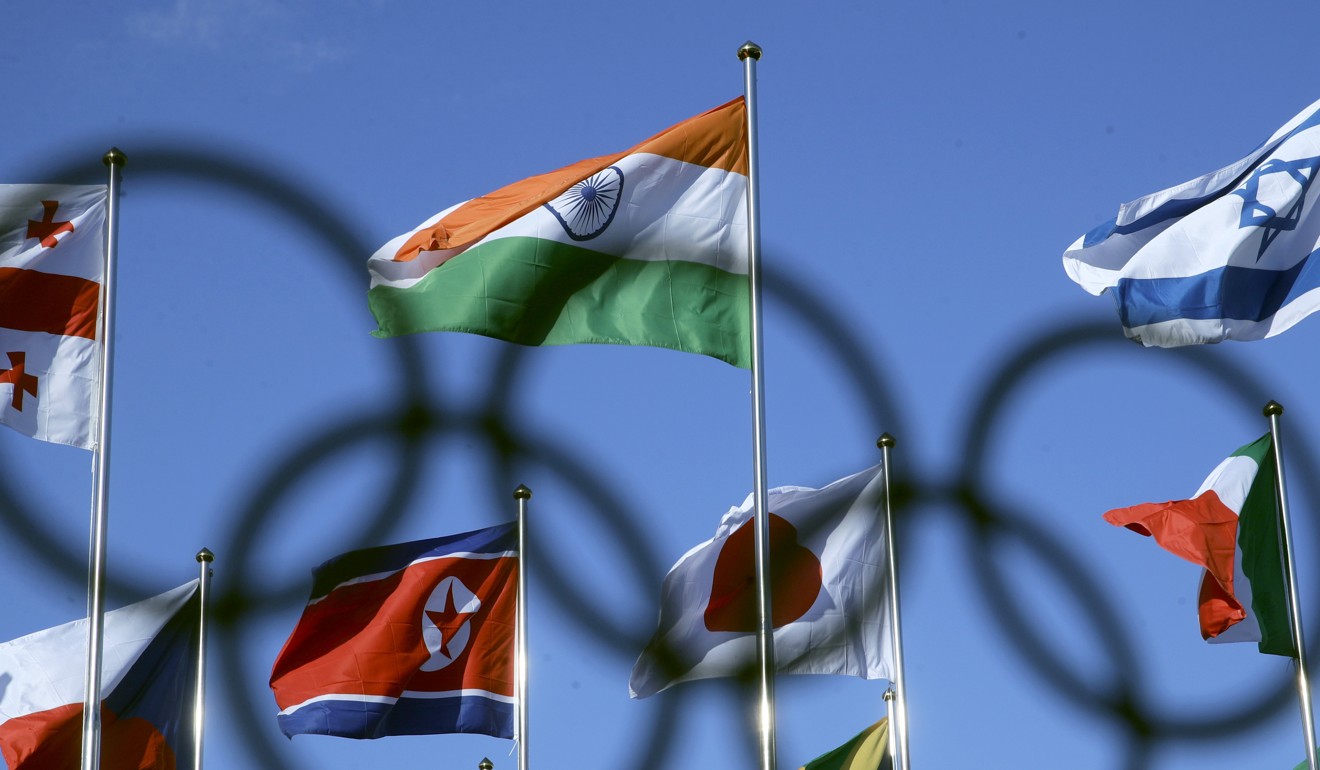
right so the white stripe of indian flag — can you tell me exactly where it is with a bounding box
[370,152,747,288]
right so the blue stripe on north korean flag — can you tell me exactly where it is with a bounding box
[305,522,518,600]
[270,522,518,740]
[273,688,515,739]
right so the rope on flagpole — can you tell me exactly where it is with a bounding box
[1264,401,1318,770]
[739,39,777,770]
[82,147,125,770]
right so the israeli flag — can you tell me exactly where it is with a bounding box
[1064,98,1320,347]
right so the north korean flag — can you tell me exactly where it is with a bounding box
[270,523,518,740]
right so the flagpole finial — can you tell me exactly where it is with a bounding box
[102,148,126,168]
[1265,400,1285,417]
[196,548,214,564]
[513,484,532,500]
[877,433,896,449]
[738,41,762,61]
[479,758,494,770]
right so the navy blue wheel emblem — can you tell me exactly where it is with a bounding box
[544,166,625,241]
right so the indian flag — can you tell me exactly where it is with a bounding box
[367,98,751,368]
[1103,434,1294,656]
[799,718,891,770]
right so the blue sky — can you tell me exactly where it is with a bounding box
[5,1,1320,768]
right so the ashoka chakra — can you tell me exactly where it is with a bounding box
[544,166,625,241]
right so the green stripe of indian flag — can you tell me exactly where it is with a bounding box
[368,236,750,368]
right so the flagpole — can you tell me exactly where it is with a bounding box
[877,434,911,770]
[194,549,213,770]
[82,147,125,770]
[738,40,777,770]
[1264,401,1318,770]
[514,485,532,770]
[883,689,898,765]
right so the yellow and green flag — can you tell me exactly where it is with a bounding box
[799,717,891,770]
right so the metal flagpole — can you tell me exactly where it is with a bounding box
[194,549,214,770]
[514,485,532,770]
[1264,401,1318,770]
[883,689,898,767]
[738,40,776,770]
[877,435,911,770]
[82,147,125,770]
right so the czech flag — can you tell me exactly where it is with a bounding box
[270,523,518,739]
[0,580,201,770]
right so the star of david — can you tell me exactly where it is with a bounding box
[1232,155,1320,261]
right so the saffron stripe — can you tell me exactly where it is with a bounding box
[391,98,746,261]
[0,267,98,340]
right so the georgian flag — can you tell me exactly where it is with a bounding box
[0,185,107,449]
[270,523,519,739]
[630,465,894,698]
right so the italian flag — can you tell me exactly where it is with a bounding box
[1103,434,1294,656]
[367,98,751,369]
[799,718,891,770]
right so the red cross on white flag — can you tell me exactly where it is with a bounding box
[0,185,107,449]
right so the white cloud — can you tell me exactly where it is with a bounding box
[128,0,347,69]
